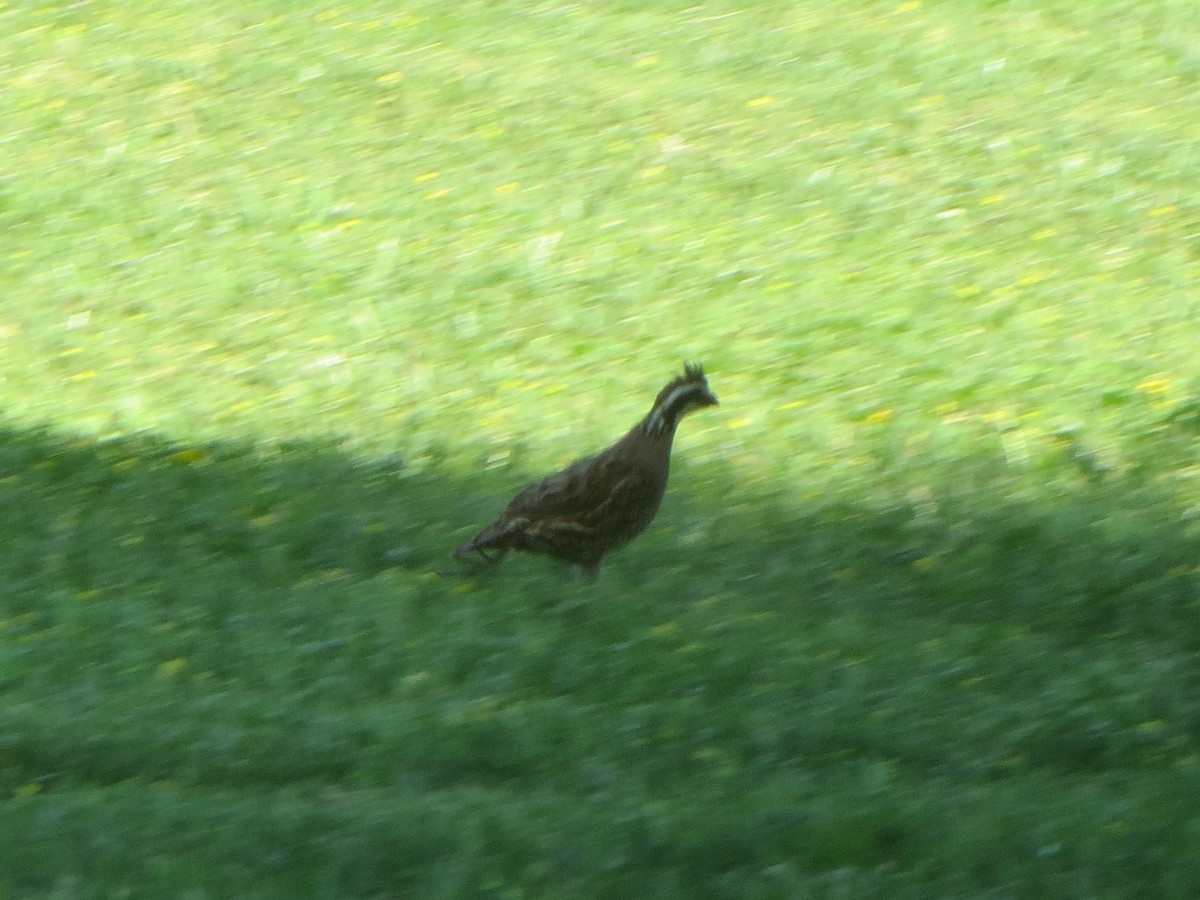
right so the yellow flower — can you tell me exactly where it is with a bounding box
[156,658,188,678]
[170,448,209,466]
[1135,377,1170,395]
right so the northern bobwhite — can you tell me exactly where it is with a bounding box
[454,363,718,579]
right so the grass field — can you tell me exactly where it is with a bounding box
[3,0,1200,896]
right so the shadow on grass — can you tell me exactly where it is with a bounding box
[3,421,1192,630]
[0,425,465,591]
[1,421,1199,897]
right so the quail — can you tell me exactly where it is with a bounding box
[454,363,718,579]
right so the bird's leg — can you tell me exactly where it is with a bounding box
[574,560,601,582]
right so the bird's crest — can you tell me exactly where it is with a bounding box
[653,362,708,404]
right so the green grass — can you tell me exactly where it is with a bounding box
[3,0,1200,896]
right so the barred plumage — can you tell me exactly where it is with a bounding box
[454,364,718,579]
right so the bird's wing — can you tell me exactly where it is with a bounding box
[504,453,657,524]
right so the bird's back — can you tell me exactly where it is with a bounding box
[497,435,671,561]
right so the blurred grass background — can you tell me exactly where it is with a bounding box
[2,0,1200,896]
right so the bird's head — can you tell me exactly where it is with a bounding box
[643,363,718,434]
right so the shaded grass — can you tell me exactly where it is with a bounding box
[1,423,1199,896]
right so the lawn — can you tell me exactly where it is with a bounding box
[2,0,1200,896]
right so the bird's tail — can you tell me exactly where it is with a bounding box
[453,521,518,566]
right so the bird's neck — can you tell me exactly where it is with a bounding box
[634,407,683,441]
[635,390,698,439]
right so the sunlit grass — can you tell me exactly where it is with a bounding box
[2,0,1200,896]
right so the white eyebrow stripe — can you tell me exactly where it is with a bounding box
[642,383,706,435]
